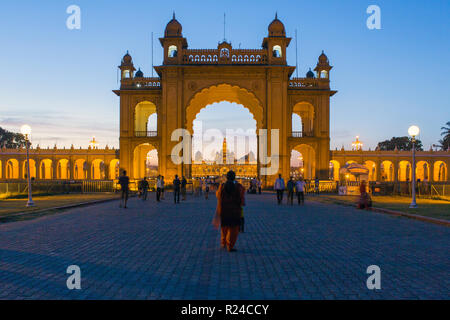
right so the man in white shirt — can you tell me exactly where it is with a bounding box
[295,177,306,205]
[274,174,285,205]
[156,175,163,202]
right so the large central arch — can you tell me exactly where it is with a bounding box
[185,84,264,133]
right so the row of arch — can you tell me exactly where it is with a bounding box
[328,160,448,182]
[0,158,120,180]
[184,54,267,63]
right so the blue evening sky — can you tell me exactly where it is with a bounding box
[0,0,449,150]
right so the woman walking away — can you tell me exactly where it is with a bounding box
[214,170,245,252]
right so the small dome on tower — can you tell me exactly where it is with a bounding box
[268,13,286,37]
[319,50,329,64]
[121,51,133,65]
[165,13,182,37]
[135,68,144,78]
[306,68,315,79]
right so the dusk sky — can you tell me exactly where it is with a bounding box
[0,0,449,151]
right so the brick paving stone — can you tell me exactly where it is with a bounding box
[0,193,449,299]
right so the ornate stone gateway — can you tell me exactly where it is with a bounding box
[113,14,336,186]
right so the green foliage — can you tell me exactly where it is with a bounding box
[438,121,450,150]
[377,136,423,151]
[0,126,27,148]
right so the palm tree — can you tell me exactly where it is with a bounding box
[439,121,450,150]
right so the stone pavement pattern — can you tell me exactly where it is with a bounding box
[0,193,449,299]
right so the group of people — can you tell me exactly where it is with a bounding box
[274,174,312,205]
[192,178,213,199]
[159,175,188,203]
[247,178,262,194]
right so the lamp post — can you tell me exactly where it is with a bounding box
[408,125,420,208]
[21,125,34,207]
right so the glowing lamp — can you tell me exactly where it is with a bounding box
[21,124,32,136]
[408,125,420,137]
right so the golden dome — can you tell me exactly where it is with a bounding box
[165,13,182,37]
[319,51,329,64]
[268,13,285,37]
[122,51,132,64]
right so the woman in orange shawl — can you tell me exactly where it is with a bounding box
[213,170,245,252]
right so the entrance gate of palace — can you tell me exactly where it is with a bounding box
[113,14,336,186]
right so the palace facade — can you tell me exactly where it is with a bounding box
[0,14,448,184]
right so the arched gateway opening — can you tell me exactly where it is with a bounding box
[191,101,257,179]
[133,143,158,179]
[290,144,315,180]
[186,84,262,180]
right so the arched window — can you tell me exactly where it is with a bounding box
[168,45,178,58]
[273,45,282,58]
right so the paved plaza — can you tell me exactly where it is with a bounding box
[0,193,449,299]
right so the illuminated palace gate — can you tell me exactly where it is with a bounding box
[114,14,336,186]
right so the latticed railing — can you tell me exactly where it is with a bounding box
[289,78,329,90]
[291,131,314,138]
[181,48,268,65]
[121,77,161,89]
[135,131,157,137]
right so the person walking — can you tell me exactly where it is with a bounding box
[358,180,371,210]
[156,175,163,202]
[141,177,149,201]
[295,177,306,205]
[287,177,295,205]
[118,170,130,208]
[314,177,320,196]
[160,176,165,200]
[257,178,262,194]
[173,175,181,204]
[198,178,203,196]
[274,174,285,205]
[214,170,245,252]
[205,177,210,200]
[181,176,187,200]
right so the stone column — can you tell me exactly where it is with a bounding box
[376,160,381,181]
[429,161,435,182]
[19,159,24,180]
[1,159,6,180]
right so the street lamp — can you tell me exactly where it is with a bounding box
[408,125,420,208]
[21,125,34,207]
[352,136,363,151]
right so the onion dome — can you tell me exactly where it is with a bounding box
[165,12,182,37]
[121,51,133,65]
[268,13,286,37]
[306,68,315,78]
[135,68,144,78]
[318,50,329,64]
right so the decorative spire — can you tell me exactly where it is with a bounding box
[275,12,278,20]
[173,11,175,19]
